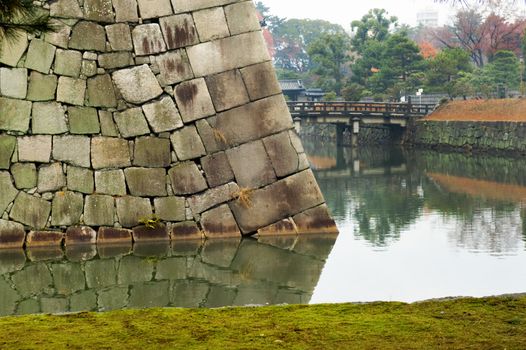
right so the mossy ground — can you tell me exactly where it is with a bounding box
[1,296,525,349]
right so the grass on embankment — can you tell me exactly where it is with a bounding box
[425,98,526,122]
[1,296,525,349]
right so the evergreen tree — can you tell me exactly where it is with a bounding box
[0,0,53,43]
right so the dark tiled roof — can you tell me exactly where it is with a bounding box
[279,80,305,91]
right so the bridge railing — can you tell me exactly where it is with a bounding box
[287,101,435,117]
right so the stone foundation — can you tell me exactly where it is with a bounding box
[0,0,337,248]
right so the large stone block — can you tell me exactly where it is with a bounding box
[0,30,28,67]
[95,170,126,196]
[201,151,234,187]
[187,31,270,77]
[32,102,68,134]
[226,140,276,188]
[99,111,119,137]
[18,135,52,163]
[118,255,154,285]
[113,0,139,22]
[154,196,185,221]
[159,14,198,50]
[224,1,261,35]
[116,196,153,228]
[69,21,106,52]
[142,96,183,133]
[84,0,114,23]
[292,204,338,234]
[212,95,293,147]
[131,24,167,56]
[137,0,173,19]
[133,137,171,167]
[131,224,169,242]
[98,52,133,69]
[54,49,82,78]
[24,39,56,74]
[10,192,51,229]
[51,263,85,295]
[91,137,131,169]
[44,19,71,49]
[51,191,84,226]
[113,108,150,138]
[84,195,115,226]
[188,182,239,215]
[68,107,101,135]
[195,118,225,154]
[262,131,301,177]
[26,72,57,101]
[85,259,116,288]
[0,172,18,216]
[168,162,208,195]
[56,76,86,106]
[26,231,64,247]
[53,135,91,167]
[65,226,97,245]
[50,0,83,18]
[11,264,52,298]
[170,221,202,240]
[0,135,16,170]
[124,168,167,197]
[70,290,97,312]
[200,204,241,238]
[0,68,28,99]
[193,7,229,42]
[11,163,37,189]
[170,125,206,161]
[112,65,163,104]
[0,97,32,133]
[106,23,133,51]
[37,163,66,193]
[205,69,249,112]
[86,74,117,108]
[155,50,193,86]
[129,281,170,308]
[229,170,325,233]
[173,78,215,123]
[98,286,128,311]
[240,61,281,101]
[67,166,94,194]
[171,0,238,12]
[97,227,132,245]
[0,219,25,249]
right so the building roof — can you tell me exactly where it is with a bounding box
[279,79,305,91]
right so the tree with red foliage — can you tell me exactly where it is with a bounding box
[420,41,439,58]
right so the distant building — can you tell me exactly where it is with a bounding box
[417,9,439,28]
[279,80,326,101]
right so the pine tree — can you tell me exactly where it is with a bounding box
[0,0,53,43]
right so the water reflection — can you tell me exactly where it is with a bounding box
[0,236,336,316]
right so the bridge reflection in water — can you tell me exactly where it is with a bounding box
[0,236,336,317]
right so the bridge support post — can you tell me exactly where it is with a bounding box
[351,117,360,147]
[293,117,302,134]
[336,124,346,146]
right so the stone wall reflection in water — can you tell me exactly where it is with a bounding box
[0,236,336,316]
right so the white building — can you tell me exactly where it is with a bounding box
[417,9,439,27]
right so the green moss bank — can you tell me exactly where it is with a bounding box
[1,296,526,349]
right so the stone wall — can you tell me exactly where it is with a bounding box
[404,120,526,154]
[299,123,402,145]
[0,0,337,248]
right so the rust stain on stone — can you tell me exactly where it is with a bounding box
[166,18,196,49]
[142,37,150,54]
[176,83,198,106]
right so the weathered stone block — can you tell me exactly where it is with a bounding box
[54,49,82,77]
[170,125,206,161]
[44,19,71,49]
[0,135,16,170]
[51,263,86,295]
[156,51,193,86]
[213,95,293,147]
[112,65,163,104]
[240,61,281,101]
[116,196,153,228]
[65,226,97,245]
[262,131,300,177]
[226,140,276,188]
[155,256,186,279]
[18,135,52,163]
[292,204,338,234]
[11,163,37,189]
[229,170,325,233]
[24,39,56,74]
[224,1,261,35]
[171,280,209,307]
[170,221,202,240]
[118,255,154,285]
[137,0,173,19]
[171,0,238,13]
[95,170,126,196]
[68,107,101,134]
[53,135,91,168]
[0,220,25,249]
[132,224,169,242]
[201,151,234,187]
[81,60,97,77]
[0,97,32,132]
[168,162,208,195]
[91,137,131,169]
[98,244,132,258]
[0,172,18,216]
[124,168,167,197]
[129,281,170,308]
[37,163,66,193]
[113,0,139,22]
[84,195,114,226]
[106,23,133,51]
[0,30,28,67]
[99,111,119,137]
[257,218,298,237]
[201,204,241,238]
[98,52,133,69]
[51,191,84,226]
[159,14,198,50]
[188,182,239,216]
[70,290,97,312]
[86,74,117,108]
[50,0,83,18]
[133,137,171,168]
[195,118,225,154]
[26,72,57,101]
[10,192,51,229]
[98,286,128,311]
[67,166,94,194]
[32,102,68,134]
[174,78,215,123]
[69,21,106,52]
[201,238,240,268]
[205,70,249,112]
[26,231,64,247]
[84,0,114,23]
[142,96,183,133]
[187,31,270,77]
[154,196,185,221]
[131,24,167,56]
[56,76,86,106]
[97,227,132,245]
[0,68,27,99]
[193,7,229,42]
[113,108,150,138]
[85,259,116,288]
[12,264,52,297]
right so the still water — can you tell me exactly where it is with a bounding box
[2,141,526,316]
